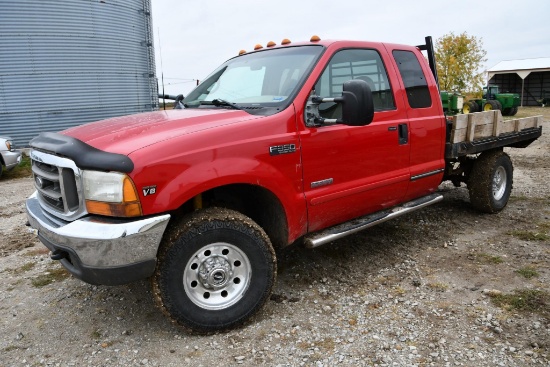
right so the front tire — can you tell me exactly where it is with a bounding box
[468,150,513,213]
[153,208,276,333]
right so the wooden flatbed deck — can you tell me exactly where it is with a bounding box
[445,110,543,158]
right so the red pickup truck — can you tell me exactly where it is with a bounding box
[26,36,542,333]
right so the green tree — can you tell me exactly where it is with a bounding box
[435,32,487,95]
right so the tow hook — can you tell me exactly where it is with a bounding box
[51,250,68,261]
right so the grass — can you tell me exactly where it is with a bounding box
[16,262,36,273]
[489,289,549,316]
[510,106,550,120]
[426,282,449,292]
[515,267,539,279]
[31,267,69,287]
[476,253,504,264]
[508,230,550,242]
[23,247,50,257]
[0,154,32,180]
[4,262,36,275]
[3,345,24,352]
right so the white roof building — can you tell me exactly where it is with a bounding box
[487,58,550,106]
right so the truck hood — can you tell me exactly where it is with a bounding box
[62,109,260,155]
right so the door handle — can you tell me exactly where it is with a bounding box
[398,124,408,145]
[388,126,397,131]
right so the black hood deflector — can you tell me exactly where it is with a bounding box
[30,132,134,173]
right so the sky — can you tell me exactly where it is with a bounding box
[151,0,550,97]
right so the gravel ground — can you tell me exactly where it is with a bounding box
[0,110,549,367]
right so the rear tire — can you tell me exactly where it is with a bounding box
[483,100,501,112]
[152,208,276,333]
[510,106,518,116]
[468,150,513,213]
[463,101,478,114]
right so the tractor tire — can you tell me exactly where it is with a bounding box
[502,108,512,116]
[463,101,477,114]
[510,106,518,116]
[483,100,501,112]
[467,150,513,213]
[152,207,276,333]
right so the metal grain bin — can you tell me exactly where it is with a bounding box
[0,0,158,147]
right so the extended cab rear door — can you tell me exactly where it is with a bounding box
[299,44,411,232]
[386,45,446,201]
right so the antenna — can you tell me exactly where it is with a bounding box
[158,27,166,110]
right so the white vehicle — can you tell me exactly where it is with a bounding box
[0,136,22,177]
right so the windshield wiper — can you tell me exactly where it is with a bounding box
[201,99,244,111]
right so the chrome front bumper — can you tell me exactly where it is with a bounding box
[26,192,170,285]
[1,149,22,170]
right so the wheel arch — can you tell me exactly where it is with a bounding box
[167,183,290,250]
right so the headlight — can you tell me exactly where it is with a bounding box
[82,171,142,217]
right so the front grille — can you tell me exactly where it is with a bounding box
[30,150,85,221]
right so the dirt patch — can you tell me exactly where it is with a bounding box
[0,107,548,366]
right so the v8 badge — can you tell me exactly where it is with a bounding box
[142,185,157,197]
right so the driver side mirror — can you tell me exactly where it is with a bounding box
[306,79,374,127]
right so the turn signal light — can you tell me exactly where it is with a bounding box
[86,201,142,217]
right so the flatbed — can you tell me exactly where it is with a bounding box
[446,110,543,158]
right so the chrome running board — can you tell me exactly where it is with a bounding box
[304,193,443,248]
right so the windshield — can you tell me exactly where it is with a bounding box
[184,45,323,114]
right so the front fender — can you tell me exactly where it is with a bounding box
[132,156,307,244]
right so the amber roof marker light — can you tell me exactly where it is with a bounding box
[240,36,317,54]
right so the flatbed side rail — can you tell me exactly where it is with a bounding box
[446,126,542,158]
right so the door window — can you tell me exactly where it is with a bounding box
[314,49,395,119]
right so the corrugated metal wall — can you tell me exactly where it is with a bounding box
[489,71,550,106]
[0,0,158,147]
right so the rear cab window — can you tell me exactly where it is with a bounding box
[392,50,432,109]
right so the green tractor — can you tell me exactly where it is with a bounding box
[537,90,549,107]
[440,91,464,115]
[462,85,520,116]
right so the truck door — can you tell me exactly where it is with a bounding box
[299,48,411,232]
[389,48,446,201]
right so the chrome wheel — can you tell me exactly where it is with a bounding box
[492,166,507,201]
[184,242,251,310]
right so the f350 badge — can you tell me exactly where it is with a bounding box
[142,185,157,196]
[269,144,296,156]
